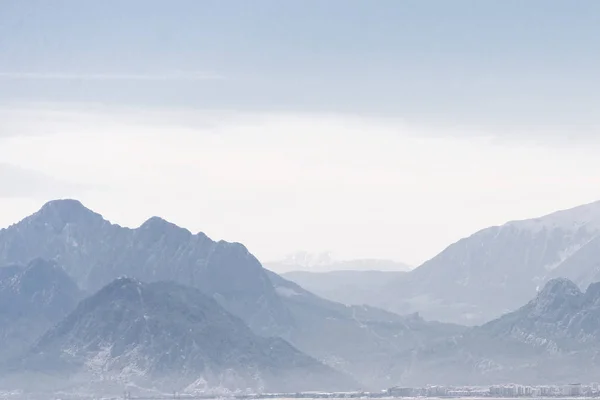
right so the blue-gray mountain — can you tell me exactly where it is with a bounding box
[282,270,406,307]
[0,199,292,336]
[401,277,600,386]
[266,271,465,388]
[0,258,82,362]
[371,200,600,325]
[10,278,353,394]
[0,200,464,390]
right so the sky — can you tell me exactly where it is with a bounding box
[0,0,599,267]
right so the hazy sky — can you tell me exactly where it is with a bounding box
[1,1,599,266]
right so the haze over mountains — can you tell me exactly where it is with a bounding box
[0,199,292,336]
[403,277,600,385]
[284,201,600,326]
[282,270,406,307]
[269,253,411,307]
[265,251,412,273]
[4,199,600,393]
[0,199,457,392]
[16,278,351,394]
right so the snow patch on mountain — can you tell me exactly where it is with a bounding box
[543,238,598,271]
[506,200,600,234]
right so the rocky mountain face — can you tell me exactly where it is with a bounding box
[402,278,600,386]
[0,200,467,390]
[10,278,353,394]
[0,199,292,336]
[0,258,81,362]
[267,271,465,389]
[282,270,406,307]
[480,278,600,351]
[376,200,600,325]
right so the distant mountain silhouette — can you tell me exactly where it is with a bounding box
[267,270,465,388]
[371,200,600,325]
[13,278,354,394]
[282,270,406,306]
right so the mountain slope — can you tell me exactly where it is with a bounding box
[0,199,464,390]
[12,278,354,394]
[0,258,81,362]
[0,199,292,335]
[267,271,465,389]
[379,200,600,325]
[403,278,600,386]
[282,270,406,306]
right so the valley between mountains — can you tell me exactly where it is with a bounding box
[3,199,600,394]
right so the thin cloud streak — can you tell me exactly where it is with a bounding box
[0,71,224,81]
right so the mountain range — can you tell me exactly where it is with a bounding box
[4,199,600,392]
[401,277,600,385]
[12,277,351,394]
[325,200,600,325]
[0,199,457,392]
[0,199,292,336]
[266,270,464,387]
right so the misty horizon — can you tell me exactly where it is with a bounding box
[2,197,600,272]
[2,1,600,267]
[2,0,600,396]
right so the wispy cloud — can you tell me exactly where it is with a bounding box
[0,71,224,81]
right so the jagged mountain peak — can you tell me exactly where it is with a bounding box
[38,198,99,220]
[26,199,105,232]
[0,200,293,337]
[41,198,85,211]
[26,278,352,393]
[78,276,149,312]
[537,278,582,298]
[526,278,584,319]
[139,216,190,234]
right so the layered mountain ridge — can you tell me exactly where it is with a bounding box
[11,277,352,394]
[372,200,600,325]
[6,199,600,391]
[266,270,465,388]
[282,270,406,307]
[401,277,600,385]
[0,199,461,391]
[0,199,292,336]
